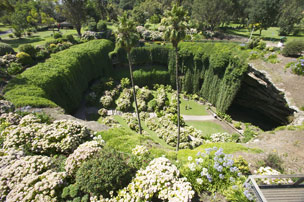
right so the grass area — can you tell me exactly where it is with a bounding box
[177,142,262,163]
[225,25,304,42]
[186,121,226,136]
[97,127,176,160]
[113,115,174,150]
[180,98,208,115]
[0,23,11,33]
[0,29,79,51]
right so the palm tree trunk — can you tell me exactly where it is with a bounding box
[175,47,181,151]
[127,51,142,134]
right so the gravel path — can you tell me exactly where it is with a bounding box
[182,115,215,121]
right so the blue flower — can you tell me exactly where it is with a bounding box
[219,174,224,179]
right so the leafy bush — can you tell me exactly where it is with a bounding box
[262,153,284,173]
[18,44,36,58]
[292,57,304,75]
[61,184,89,202]
[182,147,243,193]
[54,32,62,39]
[7,62,23,75]
[97,20,107,32]
[4,40,114,112]
[88,21,97,32]
[8,34,14,38]
[64,34,76,44]
[36,50,50,61]
[0,42,14,56]
[16,52,33,66]
[282,40,304,57]
[75,147,134,197]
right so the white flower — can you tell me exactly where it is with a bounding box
[188,156,193,161]
[196,178,203,185]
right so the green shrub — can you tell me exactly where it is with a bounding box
[4,40,114,112]
[264,153,284,173]
[18,44,36,58]
[16,52,33,66]
[76,147,134,197]
[133,68,170,88]
[54,32,62,39]
[282,40,304,57]
[7,62,23,75]
[13,31,22,38]
[36,50,50,61]
[8,34,14,38]
[97,20,107,32]
[88,21,97,32]
[0,42,14,56]
[65,34,76,44]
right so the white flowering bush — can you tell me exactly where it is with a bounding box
[209,132,236,142]
[116,89,133,112]
[122,113,140,132]
[145,115,203,148]
[92,157,194,202]
[0,155,53,200]
[130,145,151,169]
[0,148,24,169]
[132,145,149,157]
[254,166,293,185]
[0,112,21,125]
[5,170,66,202]
[65,139,104,175]
[182,147,243,193]
[100,95,113,109]
[2,116,91,154]
[0,100,15,114]
[99,116,121,128]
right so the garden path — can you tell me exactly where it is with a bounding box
[182,115,215,121]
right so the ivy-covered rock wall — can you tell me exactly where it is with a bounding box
[113,42,248,113]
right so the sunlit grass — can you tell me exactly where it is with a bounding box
[186,120,226,136]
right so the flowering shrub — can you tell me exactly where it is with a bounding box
[223,180,254,202]
[130,145,151,169]
[5,170,66,202]
[145,115,203,148]
[0,148,24,169]
[183,147,242,193]
[292,57,304,75]
[65,138,104,176]
[92,157,194,202]
[2,115,91,154]
[254,167,293,185]
[99,116,121,128]
[122,113,140,132]
[0,112,21,125]
[0,100,15,114]
[0,155,53,200]
[100,95,113,108]
[209,132,236,142]
[116,89,133,112]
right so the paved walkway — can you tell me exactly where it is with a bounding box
[182,115,215,121]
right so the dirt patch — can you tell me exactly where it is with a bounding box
[250,55,304,109]
[235,129,304,174]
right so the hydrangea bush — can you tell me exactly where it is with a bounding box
[65,138,104,176]
[92,157,194,202]
[99,116,121,128]
[254,166,293,185]
[116,88,133,112]
[2,115,91,154]
[0,155,53,200]
[182,147,243,193]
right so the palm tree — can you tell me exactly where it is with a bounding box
[116,12,142,134]
[161,4,188,151]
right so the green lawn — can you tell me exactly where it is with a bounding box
[225,25,304,42]
[0,29,79,51]
[186,120,226,136]
[0,23,11,33]
[180,98,208,115]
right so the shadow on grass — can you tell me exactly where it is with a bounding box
[2,36,44,49]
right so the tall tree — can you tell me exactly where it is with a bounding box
[248,0,282,35]
[62,0,87,36]
[116,12,142,134]
[278,0,304,35]
[161,4,188,151]
[192,0,233,31]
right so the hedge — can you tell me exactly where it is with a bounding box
[4,39,114,112]
[133,68,170,88]
[169,42,248,113]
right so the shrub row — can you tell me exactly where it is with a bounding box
[110,44,170,66]
[133,68,170,88]
[4,39,114,112]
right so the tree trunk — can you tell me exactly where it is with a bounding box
[175,47,181,151]
[259,29,262,36]
[127,51,142,135]
[76,25,82,37]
